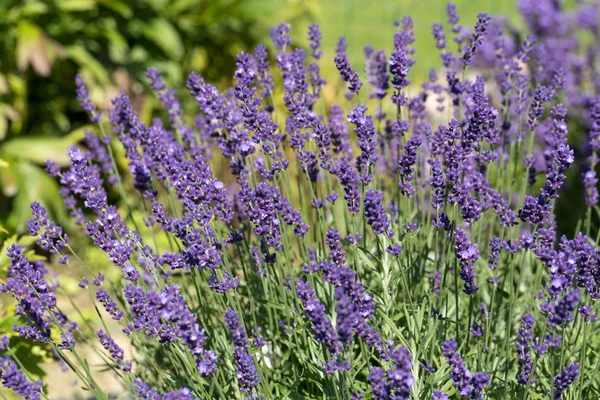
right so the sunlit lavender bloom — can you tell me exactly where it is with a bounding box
[133,380,196,400]
[329,105,352,155]
[528,85,553,130]
[27,202,68,254]
[430,160,445,209]
[124,284,217,377]
[1,245,55,343]
[441,339,489,399]
[488,236,500,271]
[97,329,131,371]
[96,288,124,321]
[447,3,460,32]
[544,289,580,328]
[579,305,597,323]
[253,44,274,100]
[368,345,413,400]
[389,49,411,105]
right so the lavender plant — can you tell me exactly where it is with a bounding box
[1,3,600,400]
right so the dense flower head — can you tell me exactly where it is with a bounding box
[441,339,489,399]
[364,190,391,236]
[296,279,343,361]
[554,363,579,400]
[0,357,43,400]
[368,345,414,399]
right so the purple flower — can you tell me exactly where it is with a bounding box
[308,24,323,59]
[75,74,101,123]
[133,380,195,400]
[462,13,491,65]
[389,49,411,105]
[349,104,378,184]
[545,289,580,328]
[447,3,460,29]
[364,190,391,236]
[455,228,480,295]
[96,288,124,321]
[270,23,291,50]
[368,345,414,399]
[430,161,445,209]
[553,363,579,400]
[584,169,599,206]
[124,284,217,377]
[432,23,447,49]
[365,50,389,99]
[335,40,362,99]
[97,329,130,371]
[27,202,68,254]
[0,357,43,400]
[1,245,58,343]
[296,279,343,360]
[440,339,489,399]
[579,305,597,323]
[398,135,422,197]
[329,105,351,155]
[224,308,260,393]
[516,314,535,385]
[432,390,449,400]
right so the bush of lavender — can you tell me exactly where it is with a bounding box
[1,2,600,399]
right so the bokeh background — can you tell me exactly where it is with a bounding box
[0,0,589,398]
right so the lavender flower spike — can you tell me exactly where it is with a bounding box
[75,74,102,123]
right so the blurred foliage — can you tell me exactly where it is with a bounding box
[0,0,317,237]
